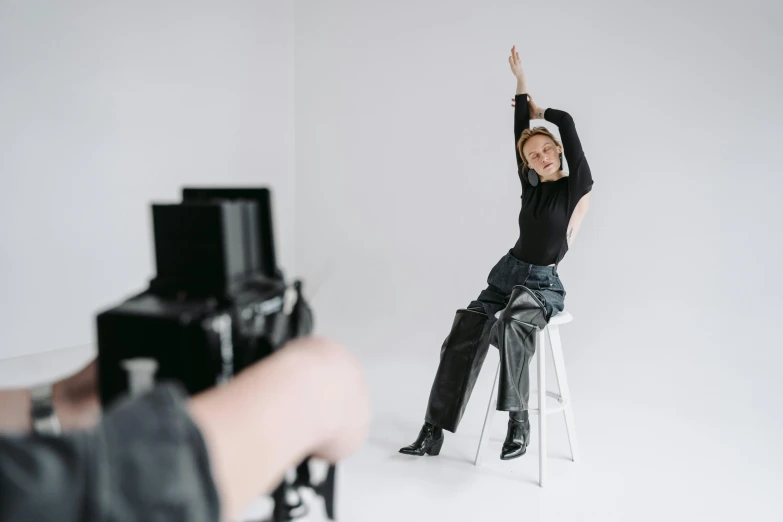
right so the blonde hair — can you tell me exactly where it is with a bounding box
[517,127,563,169]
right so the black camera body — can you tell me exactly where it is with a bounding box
[96,187,308,405]
[96,274,292,404]
[96,187,328,522]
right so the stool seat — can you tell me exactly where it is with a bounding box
[478,308,579,487]
[547,311,572,326]
[494,310,571,326]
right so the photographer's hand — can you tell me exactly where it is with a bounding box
[0,360,101,433]
[187,336,370,522]
[53,360,101,431]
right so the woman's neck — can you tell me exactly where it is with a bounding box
[540,170,566,183]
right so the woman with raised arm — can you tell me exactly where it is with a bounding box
[400,45,593,460]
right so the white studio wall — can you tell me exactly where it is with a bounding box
[1,1,781,517]
[294,0,782,395]
[0,1,296,359]
[293,1,782,516]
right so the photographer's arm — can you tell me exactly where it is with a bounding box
[1,378,221,522]
[0,388,32,432]
[0,360,101,434]
[188,336,370,521]
[0,338,370,522]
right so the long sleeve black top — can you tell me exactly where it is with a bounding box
[511,93,594,266]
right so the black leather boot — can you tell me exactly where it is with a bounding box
[500,410,530,460]
[399,422,445,456]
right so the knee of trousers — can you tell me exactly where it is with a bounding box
[457,306,489,319]
[497,285,548,329]
[441,308,491,351]
[491,313,540,358]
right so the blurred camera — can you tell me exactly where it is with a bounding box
[95,187,332,522]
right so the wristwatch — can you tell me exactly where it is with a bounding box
[30,383,62,435]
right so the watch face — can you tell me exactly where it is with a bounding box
[30,383,54,402]
[30,383,61,435]
[33,414,62,435]
[527,169,539,186]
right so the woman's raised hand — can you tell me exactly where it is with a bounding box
[508,45,526,84]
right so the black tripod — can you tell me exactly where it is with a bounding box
[266,281,338,522]
[268,459,337,521]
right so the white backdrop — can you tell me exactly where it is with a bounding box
[1,0,781,517]
[293,0,783,507]
[0,1,296,359]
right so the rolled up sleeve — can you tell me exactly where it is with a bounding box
[0,382,220,522]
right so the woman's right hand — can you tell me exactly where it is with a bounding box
[508,45,526,84]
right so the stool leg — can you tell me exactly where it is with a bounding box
[537,328,546,487]
[474,359,500,466]
[548,324,579,462]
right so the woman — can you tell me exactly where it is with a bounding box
[399,45,593,460]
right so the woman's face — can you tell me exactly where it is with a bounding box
[523,135,562,173]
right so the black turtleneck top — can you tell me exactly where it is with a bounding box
[511,93,594,266]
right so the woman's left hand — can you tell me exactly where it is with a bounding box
[511,93,541,119]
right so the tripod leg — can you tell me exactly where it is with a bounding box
[271,481,291,522]
[292,458,311,488]
[322,464,337,520]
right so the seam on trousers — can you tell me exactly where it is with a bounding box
[454,314,489,429]
[515,327,537,406]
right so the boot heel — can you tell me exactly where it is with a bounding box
[426,437,444,456]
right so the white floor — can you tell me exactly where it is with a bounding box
[244,335,783,522]
[3,325,780,521]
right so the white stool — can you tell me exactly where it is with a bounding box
[473,310,579,487]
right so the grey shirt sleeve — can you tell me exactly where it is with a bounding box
[0,382,221,522]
